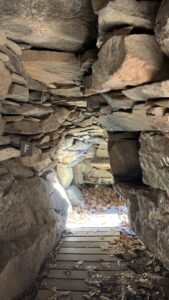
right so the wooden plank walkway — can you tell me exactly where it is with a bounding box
[36,227,124,300]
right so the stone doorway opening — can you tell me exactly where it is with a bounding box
[55,124,129,234]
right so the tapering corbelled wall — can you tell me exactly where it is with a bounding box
[0,0,169,298]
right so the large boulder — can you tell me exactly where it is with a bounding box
[0,166,70,300]
[156,0,169,57]
[139,132,169,196]
[66,185,85,207]
[87,34,169,93]
[115,183,169,271]
[0,0,97,52]
[108,133,142,182]
[93,0,160,34]
[57,164,74,189]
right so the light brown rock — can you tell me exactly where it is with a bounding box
[0,147,20,161]
[6,39,22,56]
[57,164,73,188]
[0,61,12,100]
[12,73,27,85]
[21,50,82,90]
[0,31,6,46]
[89,34,169,93]
[7,84,29,102]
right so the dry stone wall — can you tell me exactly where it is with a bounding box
[0,0,169,298]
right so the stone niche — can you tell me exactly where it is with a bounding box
[108,132,142,183]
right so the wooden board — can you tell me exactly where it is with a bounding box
[47,269,119,279]
[46,260,122,271]
[66,227,119,232]
[62,236,119,242]
[36,227,124,300]
[36,290,114,300]
[58,247,113,254]
[41,278,89,291]
[55,253,117,262]
[61,241,116,248]
[64,231,120,237]
[36,290,88,300]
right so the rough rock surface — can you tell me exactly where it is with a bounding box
[93,0,160,34]
[21,50,83,91]
[156,0,169,56]
[139,132,169,195]
[115,183,169,271]
[0,168,70,300]
[0,0,97,52]
[57,164,73,189]
[0,61,12,99]
[66,185,85,207]
[123,80,169,100]
[87,34,169,93]
[99,107,155,131]
[57,125,113,186]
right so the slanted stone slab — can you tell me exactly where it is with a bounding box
[4,108,71,135]
[0,147,20,161]
[93,0,160,34]
[156,0,169,57]
[7,84,29,102]
[0,102,53,117]
[0,31,6,46]
[21,51,82,90]
[89,34,169,93]
[0,0,96,52]
[102,93,135,110]
[99,107,154,131]
[6,39,22,56]
[0,61,12,100]
[123,80,169,101]
[11,73,27,86]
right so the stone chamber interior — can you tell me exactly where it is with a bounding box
[0,0,169,299]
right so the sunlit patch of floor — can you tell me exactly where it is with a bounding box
[66,204,129,232]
